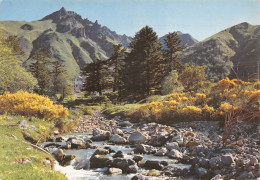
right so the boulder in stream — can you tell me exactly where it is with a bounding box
[91,131,111,141]
[109,134,127,144]
[129,131,147,144]
[144,160,164,170]
[90,155,112,168]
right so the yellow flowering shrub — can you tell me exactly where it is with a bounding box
[0,91,69,121]
[131,78,259,126]
[181,106,202,119]
[254,81,260,89]
[195,93,206,99]
[213,77,237,90]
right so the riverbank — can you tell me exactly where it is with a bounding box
[0,115,66,180]
[45,111,260,179]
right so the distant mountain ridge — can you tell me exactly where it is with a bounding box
[183,22,260,81]
[0,7,132,78]
[159,31,198,48]
[0,7,198,79]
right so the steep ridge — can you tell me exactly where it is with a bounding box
[183,22,260,81]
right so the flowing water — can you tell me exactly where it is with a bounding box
[43,129,191,179]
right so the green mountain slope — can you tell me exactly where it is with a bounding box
[183,22,260,81]
[0,7,132,79]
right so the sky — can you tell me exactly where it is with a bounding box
[0,0,259,41]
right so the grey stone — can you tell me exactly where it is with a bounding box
[166,142,179,151]
[167,149,183,159]
[109,134,127,144]
[154,148,167,156]
[17,120,29,129]
[112,151,124,158]
[90,155,112,168]
[106,168,122,175]
[209,156,221,169]
[221,154,234,166]
[144,160,164,170]
[196,167,207,178]
[129,131,147,144]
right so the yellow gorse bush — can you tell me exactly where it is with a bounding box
[181,106,202,115]
[0,91,69,121]
[253,81,260,89]
[213,77,237,90]
[132,78,259,124]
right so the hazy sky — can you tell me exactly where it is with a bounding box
[0,0,259,41]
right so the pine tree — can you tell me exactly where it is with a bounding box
[163,32,186,74]
[122,26,164,100]
[29,49,52,95]
[82,59,109,95]
[51,60,73,99]
[107,44,127,92]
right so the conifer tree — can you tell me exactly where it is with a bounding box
[163,32,186,74]
[29,49,52,95]
[51,60,73,99]
[122,26,164,100]
[82,59,109,95]
[107,44,127,92]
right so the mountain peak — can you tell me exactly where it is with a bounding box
[60,7,66,12]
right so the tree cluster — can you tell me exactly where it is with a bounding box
[82,26,186,102]
[29,48,74,99]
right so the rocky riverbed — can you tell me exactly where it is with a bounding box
[42,112,260,180]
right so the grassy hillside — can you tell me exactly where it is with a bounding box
[0,7,131,79]
[0,115,66,180]
[183,22,260,81]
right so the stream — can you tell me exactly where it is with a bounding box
[42,126,191,180]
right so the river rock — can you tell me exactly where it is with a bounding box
[154,148,167,156]
[113,151,124,158]
[129,131,147,144]
[70,138,90,149]
[124,164,138,174]
[52,149,64,162]
[144,160,164,170]
[56,136,66,142]
[92,148,109,156]
[93,128,103,136]
[109,134,127,144]
[111,158,136,170]
[211,174,223,180]
[60,154,76,166]
[133,155,143,163]
[112,128,124,135]
[191,145,208,156]
[209,156,221,169]
[148,135,168,147]
[131,174,145,180]
[52,149,75,166]
[166,142,179,151]
[119,121,133,127]
[196,167,208,178]
[171,134,183,145]
[90,155,112,168]
[106,168,122,175]
[221,154,234,166]
[91,131,111,141]
[135,144,156,154]
[167,149,183,159]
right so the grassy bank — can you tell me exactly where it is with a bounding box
[0,115,66,180]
